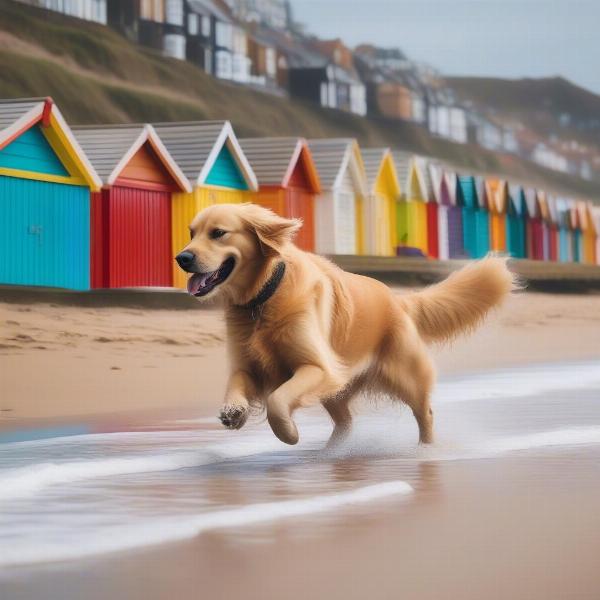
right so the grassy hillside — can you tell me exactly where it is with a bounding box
[0,0,598,201]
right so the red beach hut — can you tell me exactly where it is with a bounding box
[74,124,191,288]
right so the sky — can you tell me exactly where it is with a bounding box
[289,0,600,95]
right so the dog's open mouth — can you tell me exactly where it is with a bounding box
[187,257,235,297]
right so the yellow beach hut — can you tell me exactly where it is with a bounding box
[308,139,367,255]
[579,201,597,265]
[393,152,428,256]
[153,121,258,288]
[361,148,400,256]
[591,205,600,266]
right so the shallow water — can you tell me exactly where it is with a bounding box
[1,360,599,579]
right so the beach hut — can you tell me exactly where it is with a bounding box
[238,138,320,252]
[394,152,428,256]
[309,139,367,255]
[537,191,552,261]
[524,188,546,261]
[506,183,527,259]
[429,163,465,259]
[554,198,573,263]
[591,206,600,266]
[361,148,401,256]
[153,121,258,288]
[546,195,560,262]
[412,157,438,259]
[0,97,101,290]
[486,178,508,253]
[73,125,191,289]
[459,175,490,259]
[578,201,597,265]
[568,200,583,263]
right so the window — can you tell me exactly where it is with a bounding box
[201,15,211,37]
[320,82,328,107]
[165,0,183,25]
[163,34,186,60]
[204,49,213,74]
[188,13,199,35]
[215,21,232,49]
[215,50,233,80]
[265,48,276,78]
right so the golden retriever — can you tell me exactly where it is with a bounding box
[175,203,516,446]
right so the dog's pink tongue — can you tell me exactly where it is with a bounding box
[187,273,207,295]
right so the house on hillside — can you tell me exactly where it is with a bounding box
[224,0,289,30]
[289,39,367,116]
[353,45,427,124]
[14,0,107,24]
[245,28,283,90]
[107,0,187,60]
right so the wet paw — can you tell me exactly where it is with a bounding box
[219,405,248,430]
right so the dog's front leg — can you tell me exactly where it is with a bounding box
[267,364,333,445]
[219,370,256,430]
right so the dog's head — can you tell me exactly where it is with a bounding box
[175,203,301,300]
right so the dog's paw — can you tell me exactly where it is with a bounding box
[219,405,249,430]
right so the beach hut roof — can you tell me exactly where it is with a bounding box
[485,178,508,214]
[590,205,600,234]
[72,124,191,192]
[361,148,400,196]
[0,97,101,190]
[442,168,458,206]
[393,151,429,201]
[308,138,367,195]
[506,182,525,216]
[474,175,489,209]
[413,156,435,202]
[153,121,258,190]
[238,137,320,192]
[425,160,444,203]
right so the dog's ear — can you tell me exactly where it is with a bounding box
[241,204,302,256]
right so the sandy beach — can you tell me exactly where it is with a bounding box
[2,286,600,424]
[1,283,600,600]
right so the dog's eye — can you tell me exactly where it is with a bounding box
[189,229,194,240]
[210,229,227,240]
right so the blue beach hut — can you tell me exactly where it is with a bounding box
[0,98,101,290]
[506,183,527,259]
[459,174,490,259]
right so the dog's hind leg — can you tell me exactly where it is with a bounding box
[379,334,435,444]
[323,377,365,448]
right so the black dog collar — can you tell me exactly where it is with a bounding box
[237,261,286,320]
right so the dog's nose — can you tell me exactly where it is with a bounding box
[175,251,196,272]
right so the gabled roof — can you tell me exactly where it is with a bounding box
[590,204,600,235]
[485,177,508,213]
[507,182,525,216]
[474,176,489,210]
[413,156,435,202]
[238,137,320,191]
[308,138,367,195]
[153,121,258,190]
[0,97,101,190]
[73,124,191,191]
[361,148,400,196]
[524,187,538,217]
[393,151,429,201]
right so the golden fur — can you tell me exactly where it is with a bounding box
[181,203,517,446]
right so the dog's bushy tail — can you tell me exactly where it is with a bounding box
[399,257,518,344]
